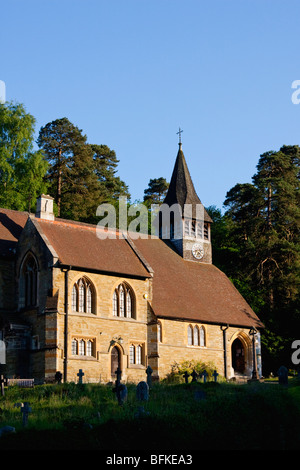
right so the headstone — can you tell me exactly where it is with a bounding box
[55,371,62,384]
[117,384,128,405]
[0,375,5,397]
[115,367,122,387]
[184,371,189,384]
[146,365,153,388]
[21,402,32,427]
[278,366,288,386]
[0,425,15,437]
[136,381,149,401]
[213,370,219,382]
[202,370,208,383]
[0,340,6,365]
[191,370,198,382]
[77,369,84,384]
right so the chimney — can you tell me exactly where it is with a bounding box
[36,194,55,221]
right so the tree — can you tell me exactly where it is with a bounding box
[37,118,130,222]
[223,146,300,373]
[0,102,48,211]
[143,177,169,206]
[91,144,130,203]
[37,117,92,217]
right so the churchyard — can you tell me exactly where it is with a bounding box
[0,366,300,451]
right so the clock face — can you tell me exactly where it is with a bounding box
[192,243,204,260]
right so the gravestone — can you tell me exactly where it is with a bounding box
[136,381,149,401]
[191,370,198,382]
[55,371,62,384]
[184,371,189,384]
[21,402,32,427]
[0,375,5,397]
[278,366,288,386]
[213,370,219,382]
[0,340,6,365]
[146,366,153,388]
[202,370,208,383]
[77,369,84,384]
[118,384,128,405]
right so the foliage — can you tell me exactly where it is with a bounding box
[163,360,217,383]
[143,177,169,206]
[208,146,300,374]
[1,381,300,450]
[0,102,48,211]
[37,118,129,222]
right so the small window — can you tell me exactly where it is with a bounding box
[86,340,93,356]
[193,326,199,346]
[79,339,85,355]
[200,326,206,347]
[188,325,193,345]
[72,339,78,355]
[129,345,135,364]
[129,343,144,365]
[157,321,162,342]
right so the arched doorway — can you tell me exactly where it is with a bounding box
[111,346,121,379]
[231,338,245,374]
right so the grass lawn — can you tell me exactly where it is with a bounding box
[0,379,299,451]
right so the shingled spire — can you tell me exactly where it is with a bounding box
[163,142,212,222]
[160,141,212,264]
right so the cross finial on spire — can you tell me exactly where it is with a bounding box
[176,127,183,145]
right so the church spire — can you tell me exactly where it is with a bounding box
[163,141,212,223]
[159,137,212,264]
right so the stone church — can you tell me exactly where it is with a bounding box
[0,142,264,384]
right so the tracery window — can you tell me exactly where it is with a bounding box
[72,277,95,314]
[113,283,135,318]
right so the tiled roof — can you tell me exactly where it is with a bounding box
[0,208,28,257]
[34,217,152,278]
[133,237,263,328]
[0,207,263,328]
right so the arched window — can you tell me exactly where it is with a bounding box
[157,321,162,342]
[86,340,93,356]
[129,343,144,365]
[193,326,199,346]
[79,339,85,355]
[129,344,135,364]
[188,325,193,345]
[20,253,38,308]
[113,283,135,318]
[136,345,142,364]
[72,338,78,355]
[200,326,206,347]
[71,277,95,314]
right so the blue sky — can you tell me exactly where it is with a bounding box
[1,0,300,210]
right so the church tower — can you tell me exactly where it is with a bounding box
[158,140,212,264]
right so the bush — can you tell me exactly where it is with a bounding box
[164,360,217,383]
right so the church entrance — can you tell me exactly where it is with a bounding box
[231,338,245,374]
[111,346,121,379]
